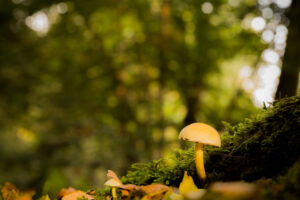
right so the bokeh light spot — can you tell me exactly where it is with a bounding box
[274,0,292,9]
[258,0,272,6]
[251,17,266,32]
[262,49,279,64]
[262,7,273,19]
[25,11,49,35]
[201,2,214,14]
[262,30,274,43]
[242,79,254,92]
[253,88,273,107]
[239,66,252,78]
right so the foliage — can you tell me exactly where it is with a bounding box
[0,0,262,191]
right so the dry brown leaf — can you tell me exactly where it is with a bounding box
[86,190,96,195]
[141,184,170,200]
[57,187,76,200]
[119,184,136,190]
[105,170,170,199]
[1,182,17,200]
[141,191,166,200]
[37,195,51,200]
[120,184,170,199]
[12,196,32,200]
[141,184,170,194]
[1,182,35,200]
[57,187,94,200]
[61,191,94,200]
[120,189,130,197]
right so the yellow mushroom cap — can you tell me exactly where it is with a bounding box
[179,123,221,147]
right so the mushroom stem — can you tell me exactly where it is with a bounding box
[112,187,117,199]
[195,142,206,180]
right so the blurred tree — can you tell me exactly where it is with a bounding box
[275,0,299,99]
[0,0,262,195]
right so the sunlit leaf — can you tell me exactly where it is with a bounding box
[141,184,170,194]
[141,187,170,200]
[178,171,198,195]
[57,188,76,200]
[37,195,50,200]
[162,189,183,200]
[57,188,93,200]
[105,170,170,199]
[61,191,93,200]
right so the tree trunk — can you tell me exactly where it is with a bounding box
[183,94,198,125]
[275,1,300,99]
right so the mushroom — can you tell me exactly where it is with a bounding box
[104,179,122,200]
[179,123,221,181]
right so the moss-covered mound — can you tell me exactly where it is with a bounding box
[122,96,300,187]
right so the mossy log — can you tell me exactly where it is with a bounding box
[206,96,300,182]
[122,96,300,187]
[200,157,300,200]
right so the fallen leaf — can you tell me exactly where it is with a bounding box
[141,184,170,194]
[178,171,198,195]
[11,196,32,200]
[119,184,136,190]
[162,189,183,200]
[1,182,35,200]
[86,190,96,195]
[61,191,94,200]
[37,195,50,200]
[1,182,17,200]
[140,184,170,200]
[120,189,129,197]
[105,170,170,199]
[57,187,76,200]
[119,184,136,197]
[57,187,94,200]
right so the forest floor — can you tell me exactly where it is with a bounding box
[1,96,299,200]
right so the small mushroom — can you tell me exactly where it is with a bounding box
[104,179,122,200]
[179,123,221,181]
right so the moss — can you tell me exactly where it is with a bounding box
[121,148,196,186]
[206,96,300,182]
[201,157,300,200]
[94,188,111,200]
[121,96,300,187]
[256,157,300,200]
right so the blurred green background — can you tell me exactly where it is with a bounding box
[0,0,298,197]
